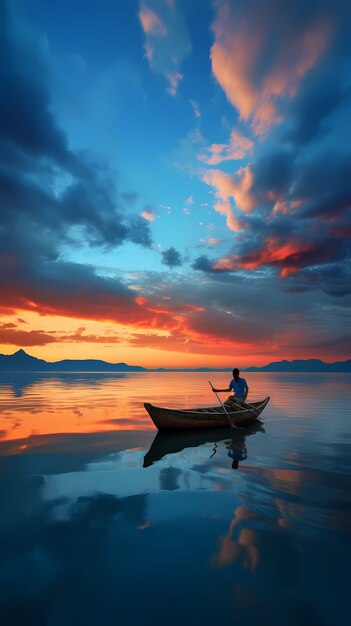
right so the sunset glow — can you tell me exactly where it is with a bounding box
[1,0,350,368]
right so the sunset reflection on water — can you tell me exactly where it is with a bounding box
[0,372,350,626]
[1,371,348,444]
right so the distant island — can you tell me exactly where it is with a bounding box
[0,349,351,373]
[244,359,351,372]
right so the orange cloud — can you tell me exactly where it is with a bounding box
[202,166,256,229]
[58,330,123,344]
[213,201,241,232]
[199,130,254,165]
[0,326,56,346]
[128,330,244,355]
[238,237,314,276]
[0,279,181,334]
[0,321,126,348]
[211,3,332,134]
[138,0,191,95]
[213,236,315,277]
[141,209,155,222]
[139,5,167,36]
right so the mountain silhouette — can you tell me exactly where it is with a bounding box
[0,350,350,372]
[245,358,351,373]
[0,349,146,372]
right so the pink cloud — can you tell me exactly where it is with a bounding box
[139,5,167,36]
[199,129,254,165]
[213,201,241,232]
[211,2,332,135]
[138,0,191,96]
[202,166,256,229]
[141,209,156,222]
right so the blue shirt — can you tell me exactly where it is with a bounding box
[229,377,248,398]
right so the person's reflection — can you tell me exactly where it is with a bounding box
[144,421,265,468]
[227,440,247,469]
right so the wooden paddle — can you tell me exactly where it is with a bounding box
[208,380,237,428]
[231,398,260,419]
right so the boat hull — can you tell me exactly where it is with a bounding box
[144,397,270,430]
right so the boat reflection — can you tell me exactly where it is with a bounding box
[143,420,265,468]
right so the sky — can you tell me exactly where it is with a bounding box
[0,0,351,368]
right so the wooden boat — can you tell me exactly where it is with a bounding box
[143,420,265,467]
[144,396,270,430]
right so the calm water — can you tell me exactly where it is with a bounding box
[0,372,350,626]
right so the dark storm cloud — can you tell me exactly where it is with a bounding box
[0,0,152,312]
[161,247,182,268]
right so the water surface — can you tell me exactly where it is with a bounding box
[0,372,350,626]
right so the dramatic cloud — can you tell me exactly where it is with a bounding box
[210,0,336,135]
[138,0,191,95]
[0,1,153,323]
[198,0,351,300]
[193,219,350,292]
[0,259,184,331]
[212,236,335,278]
[127,270,351,360]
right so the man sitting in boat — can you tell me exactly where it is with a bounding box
[212,368,249,409]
